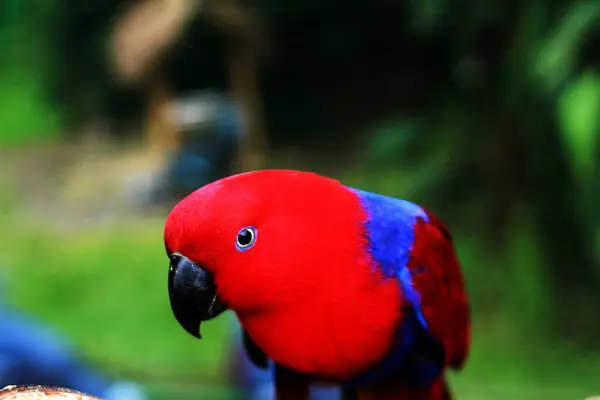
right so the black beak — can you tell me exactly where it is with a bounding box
[168,253,226,338]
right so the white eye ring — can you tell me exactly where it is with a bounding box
[236,226,257,251]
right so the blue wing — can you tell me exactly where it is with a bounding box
[349,187,429,325]
[345,187,444,388]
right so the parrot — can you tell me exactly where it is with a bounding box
[164,169,471,399]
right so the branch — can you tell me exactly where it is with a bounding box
[0,385,101,399]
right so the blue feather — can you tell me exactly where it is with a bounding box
[349,188,428,324]
[346,188,443,388]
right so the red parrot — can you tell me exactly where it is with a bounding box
[165,170,471,399]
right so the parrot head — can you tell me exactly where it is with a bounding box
[165,170,363,336]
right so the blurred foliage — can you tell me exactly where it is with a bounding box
[1,0,600,396]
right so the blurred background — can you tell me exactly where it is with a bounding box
[1,0,600,399]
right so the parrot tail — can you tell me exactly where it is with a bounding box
[356,377,453,400]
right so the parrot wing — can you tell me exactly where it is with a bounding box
[351,188,470,374]
[407,209,470,369]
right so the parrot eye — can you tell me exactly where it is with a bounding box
[236,226,257,251]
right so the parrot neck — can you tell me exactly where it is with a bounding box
[237,276,403,380]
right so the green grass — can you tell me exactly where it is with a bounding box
[0,211,237,398]
[0,213,232,370]
[1,187,599,399]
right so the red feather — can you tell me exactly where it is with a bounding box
[408,209,471,369]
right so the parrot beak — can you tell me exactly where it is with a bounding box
[168,253,226,339]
